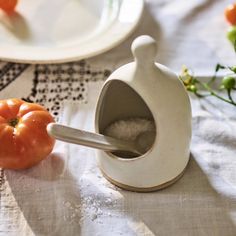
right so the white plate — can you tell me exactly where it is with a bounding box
[0,0,144,64]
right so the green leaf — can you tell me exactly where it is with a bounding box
[215,63,225,72]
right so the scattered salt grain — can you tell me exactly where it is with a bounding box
[105,198,112,205]
[91,213,98,221]
[64,201,71,208]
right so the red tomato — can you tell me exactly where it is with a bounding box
[225,3,236,25]
[0,99,55,169]
[0,0,18,13]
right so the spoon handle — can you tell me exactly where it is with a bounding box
[47,123,141,155]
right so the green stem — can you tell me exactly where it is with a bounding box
[207,75,217,85]
[207,64,226,85]
[227,89,235,103]
[200,82,236,106]
[9,118,19,127]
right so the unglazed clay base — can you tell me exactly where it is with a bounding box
[100,165,188,193]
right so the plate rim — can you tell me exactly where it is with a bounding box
[0,0,144,64]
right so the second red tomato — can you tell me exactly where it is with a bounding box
[225,3,236,25]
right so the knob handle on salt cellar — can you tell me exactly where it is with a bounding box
[131,35,158,66]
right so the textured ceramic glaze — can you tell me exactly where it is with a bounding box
[95,35,192,191]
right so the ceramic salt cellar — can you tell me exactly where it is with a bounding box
[94,35,192,192]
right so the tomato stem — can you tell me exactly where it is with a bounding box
[9,118,19,127]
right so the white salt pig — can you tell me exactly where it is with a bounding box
[95,35,192,192]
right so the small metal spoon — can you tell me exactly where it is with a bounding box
[47,123,155,157]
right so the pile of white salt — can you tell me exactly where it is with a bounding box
[104,117,155,143]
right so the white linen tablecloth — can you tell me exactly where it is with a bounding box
[0,0,236,235]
